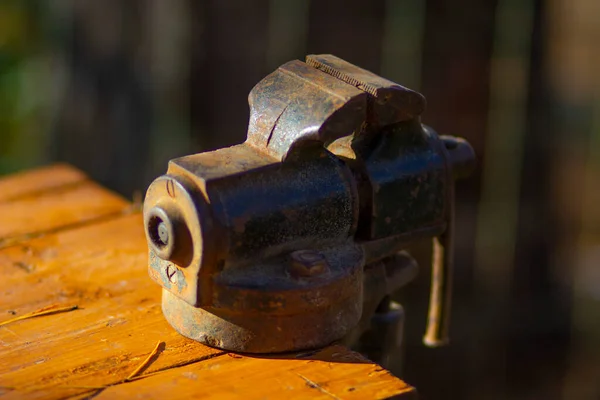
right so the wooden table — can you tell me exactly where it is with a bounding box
[0,165,415,399]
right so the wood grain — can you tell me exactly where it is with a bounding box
[0,164,86,203]
[96,345,414,400]
[0,165,415,399]
[0,165,131,248]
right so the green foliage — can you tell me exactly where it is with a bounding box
[0,0,50,174]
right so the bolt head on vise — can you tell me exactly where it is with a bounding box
[143,54,475,353]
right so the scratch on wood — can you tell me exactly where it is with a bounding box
[109,349,227,384]
[0,305,78,327]
[56,347,227,399]
[1,327,19,338]
[137,350,226,375]
[296,373,341,400]
[126,341,164,381]
[61,341,166,397]
[71,388,105,400]
[66,386,109,390]
[0,207,140,250]
[12,261,35,273]
[368,367,387,377]
[0,180,89,204]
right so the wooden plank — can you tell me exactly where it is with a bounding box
[0,166,414,399]
[0,164,86,203]
[0,213,224,399]
[0,166,130,246]
[97,345,414,400]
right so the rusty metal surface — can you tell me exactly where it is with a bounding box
[143,54,475,353]
[306,54,426,127]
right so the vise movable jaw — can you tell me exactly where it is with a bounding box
[143,55,475,353]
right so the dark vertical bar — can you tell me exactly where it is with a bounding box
[420,0,496,301]
[265,0,310,71]
[53,0,152,196]
[398,1,497,399]
[189,0,270,152]
[507,0,573,397]
[307,0,386,74]
[145,0,193,186]
[380,0,426,90]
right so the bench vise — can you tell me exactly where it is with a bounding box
[143,55,475,354]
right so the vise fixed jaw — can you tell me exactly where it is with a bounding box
[143,54,475,353]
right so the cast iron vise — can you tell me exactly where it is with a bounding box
[143,54,475,354]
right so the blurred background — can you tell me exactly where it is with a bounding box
[0,0,599,398]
